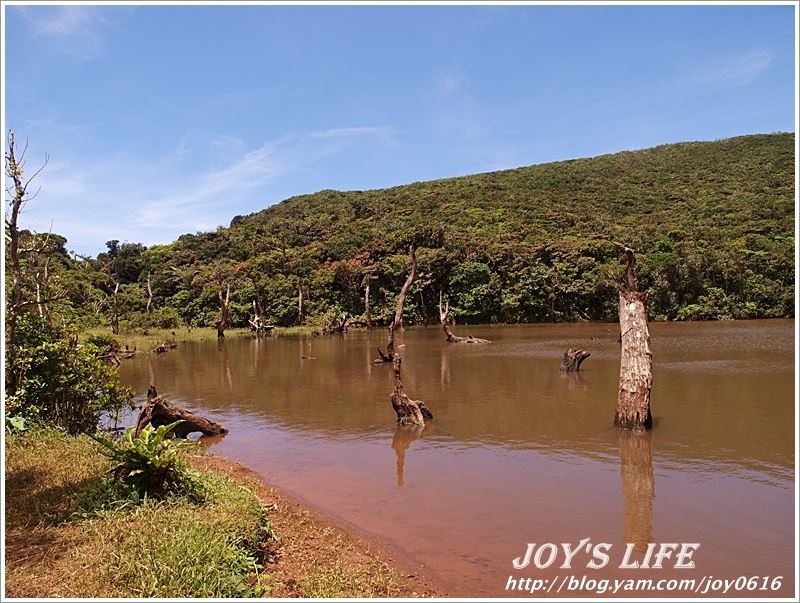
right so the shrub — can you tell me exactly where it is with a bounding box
[8,315,134,434]
[92,422,200,500]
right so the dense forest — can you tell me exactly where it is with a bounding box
[11,133,795,333]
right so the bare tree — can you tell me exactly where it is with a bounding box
[392,242,419,331]
[216,282,231,338]
[438,291,491,344]
[5,130,48,393]
[145,272,153,322]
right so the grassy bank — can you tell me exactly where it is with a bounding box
[4,428,438,598]
[79,324,326,352]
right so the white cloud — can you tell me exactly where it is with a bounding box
[19,125,394,254]
[688,49,774,87]
[15,5,110,59]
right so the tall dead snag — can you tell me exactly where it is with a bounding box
[619,430,654,552]
[390,355,433,427]
[438,291,491,344]
[249,300,274,335]
[364,283,372,329]
[392,242,419,331]
[5,130,48,393]
[615,247,653,431]
[215,283,230,338]
[297,277,305,325]
[110,281,120,335]
[560,348,591,372]
[135,386,228,438]
[145,273,153,322]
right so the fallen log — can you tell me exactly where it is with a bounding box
[560,348,591,372]
[135,386,228,438]
[438,291,491,344]
[390,355,433,427]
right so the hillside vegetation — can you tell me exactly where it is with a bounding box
[12,133,796,330]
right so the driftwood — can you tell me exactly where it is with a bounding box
[323,312,350,334]
[615,247,653,431]
[438,291,491,344]
[97,352,121,367]
[135,386,228,438]
[390,355,432,427]
[560,348,591,372]
[154,342,177,354]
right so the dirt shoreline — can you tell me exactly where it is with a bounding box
[193,453,447,598]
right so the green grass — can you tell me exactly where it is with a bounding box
[5,428,272,598]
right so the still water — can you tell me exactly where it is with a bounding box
[118,320,795,597]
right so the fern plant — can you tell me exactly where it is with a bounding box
[93,421,194,499]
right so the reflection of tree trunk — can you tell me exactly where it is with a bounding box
[391,425,423,486]
[364,283,372,329]
[619,430,654,553]
[440,349,450,389]
[616,248,653,430]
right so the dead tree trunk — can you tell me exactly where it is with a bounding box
[145,273,153,322]
[375,322,396,363]
[364,283,372,329]
[560,348,591,372]
[135,386,228,438]
[615,247,653,431]
[390,355,433,427]
[216,283,230,338]
[297,277,305,325]
[438,291,491,344]
[111,281,120,335]
[619,430,654,552]
[392,242,418,331]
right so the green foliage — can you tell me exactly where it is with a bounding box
[8,133,795,327]
[84,333,119,353]
[92,422,198,499]
[7,315,134,434]
[150,306,182,328]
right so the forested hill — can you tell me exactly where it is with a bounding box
[22,133,797,330]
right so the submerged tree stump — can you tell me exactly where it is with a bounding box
[615,247,653,431]
[135,386,228,438]
[438,291,491,344]
[560,348,590,372]
[390,355,433,427]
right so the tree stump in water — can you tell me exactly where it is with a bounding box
[615,247,653,431]
[374,322,396,363]
[135,386,228,438]
[438,291,491,344]
[560,348,590,372]
[390,355,432,427]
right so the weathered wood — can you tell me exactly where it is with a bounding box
[297,277,305,325]
[145,273,153,321]
[216,283,230,338]
[615,248,653,431]
[135,386,228,438]
[154,342,177,354]
[364,283,372,329]
[392,243,418,331]
[619,430,654,552]
[375,322,397,363]
[390,355,432,427]
[560,348,591,372]
[438,291,491,344]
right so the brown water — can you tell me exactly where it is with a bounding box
[118,320,795,597]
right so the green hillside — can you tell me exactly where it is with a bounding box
[11,133,796,330]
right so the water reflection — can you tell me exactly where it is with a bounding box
[618,430,655,552]
[392,425,424,486]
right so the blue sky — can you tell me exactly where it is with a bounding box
[3,3,796,256]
